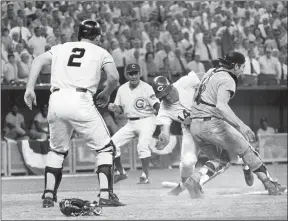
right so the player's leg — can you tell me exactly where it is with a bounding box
[168,126,198,195]
[136,117,156,184]
[70,107,126,207]
[111,123,136,183]
[42,117,73,208]
[221,121,286,195]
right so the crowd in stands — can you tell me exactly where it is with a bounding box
[1,1,287,87]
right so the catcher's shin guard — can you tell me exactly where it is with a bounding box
[199,161,230,185]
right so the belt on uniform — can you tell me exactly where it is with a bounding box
[52,88,88,93]
[191,117,219,122]
[128,116,148,121]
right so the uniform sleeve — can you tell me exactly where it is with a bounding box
[101,49,115,69]
[146,85,160,107]
[48,44,61,56]
[187,71,201,88]
[156,103,173,126]
[217,75,236,98]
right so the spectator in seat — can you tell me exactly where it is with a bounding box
[4,54,18,83]
[9,18,31,43]
[277,52,287,84]
[257,117,276,139]
[32,104,49,140]
[241,49,260,86]
[258,46,280,85]
[111,38,127,85]
[158,57,173,83]
[28,27,47,57]
[46,27,62,46]
[17,51,31,82]
[145,52,158,84]
[2,28,13,51]
[187,52,206,74]
[3,103,29,140]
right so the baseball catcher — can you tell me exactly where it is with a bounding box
[59,198,102,216]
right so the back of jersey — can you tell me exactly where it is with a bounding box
[192,68,236,118]
[49,41,114,94]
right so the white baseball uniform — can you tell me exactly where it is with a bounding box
[111,80,159,159]
[47,42,113,164]
[156,71,200,178]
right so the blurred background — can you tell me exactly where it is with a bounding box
[1,0,287,176]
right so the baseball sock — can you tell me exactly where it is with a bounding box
[141,157,150,178]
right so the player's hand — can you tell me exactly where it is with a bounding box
[239,124,255,143]
[155,132,170,150]
[107,103,116,112]
[24,88,37,110]
[95,91,110,108]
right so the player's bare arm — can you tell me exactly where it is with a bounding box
[155,123,171,150]
[96,63,119,107]
[216,88,255,142]
[24,51,52,109]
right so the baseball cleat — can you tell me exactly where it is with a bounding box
[43,196,54,208]
[137,176,150,184]
[263,179,287,195]
[98,193,125,207]
[243,168,254,186]
[114,174,128,184]
[167,183,185,196]
[184,175,203,199]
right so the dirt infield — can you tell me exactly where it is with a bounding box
[1,164,287,220]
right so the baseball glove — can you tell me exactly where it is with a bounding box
[59,198,102,216]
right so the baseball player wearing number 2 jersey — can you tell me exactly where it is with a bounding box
[24,20,125,208]
[108,63,160,184]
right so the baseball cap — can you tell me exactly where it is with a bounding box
[126,63,140,73]
[218,51,246,66]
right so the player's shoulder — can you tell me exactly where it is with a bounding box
[174,71,200,88]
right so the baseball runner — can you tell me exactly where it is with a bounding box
[108,63,160,184]
[184,51,286,198]
[24,20,125,208]
[151,72,200,195]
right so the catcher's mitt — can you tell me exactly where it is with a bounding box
[59,198,102,216]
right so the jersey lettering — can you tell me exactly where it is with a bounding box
[67,48,86,67]
[194,68,217,104]
[177,110,191,122]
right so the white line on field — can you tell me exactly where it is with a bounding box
[1,173,95,180]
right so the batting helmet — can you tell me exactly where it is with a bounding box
[78,20,101,41]
[152,76,172,98]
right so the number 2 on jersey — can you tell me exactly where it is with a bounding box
[178,110,191,122]
[67,48,86,67]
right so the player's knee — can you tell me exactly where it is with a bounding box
[137,148,151,159]
[181,153,197,168]
[46,150,66,168]
[95,141,115,167]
